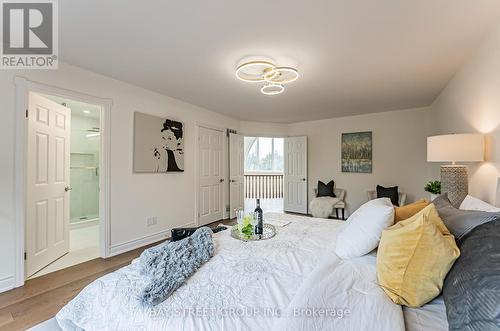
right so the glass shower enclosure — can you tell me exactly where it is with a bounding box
[70,113,100,225]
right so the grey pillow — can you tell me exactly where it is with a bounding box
[443,218,500,331]
[139,227,215,306]
[433,194,500,242]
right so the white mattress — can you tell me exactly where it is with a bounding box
[55,212,444,331]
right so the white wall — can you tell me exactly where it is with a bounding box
[287,108,432,215]
[240,121,288,137]
[430,22,500,204]
[0,63,239,291]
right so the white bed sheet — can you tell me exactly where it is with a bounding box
[56,213,407,331]
[275,250,405,331]
[403,296,449,331]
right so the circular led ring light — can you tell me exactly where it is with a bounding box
[264,66,299,84]
[261,83,284,96]
[235,61,276,83]
[263,67,280,81]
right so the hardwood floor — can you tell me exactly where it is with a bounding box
[0,220,235,331]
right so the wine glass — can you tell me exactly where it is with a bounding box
[249,212,258,227]
[236,209,244,225]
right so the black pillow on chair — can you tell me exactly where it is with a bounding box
[376,185,399,206]
[317,180,336,198]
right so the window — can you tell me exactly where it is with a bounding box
[244,137,284,172]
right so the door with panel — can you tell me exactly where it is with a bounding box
[229,133,244,218]
[198,126,224,225]
[283,136,308,214]
[26,93,71,277]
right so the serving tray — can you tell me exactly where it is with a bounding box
[230,223,276,241]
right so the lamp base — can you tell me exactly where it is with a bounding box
[441,165,468,208]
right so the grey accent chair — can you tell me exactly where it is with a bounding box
[367,190,407,207]
[312,188,347,220]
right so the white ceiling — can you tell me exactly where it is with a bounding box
[59,1,500,123]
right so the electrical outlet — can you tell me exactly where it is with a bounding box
[147,216,157,227]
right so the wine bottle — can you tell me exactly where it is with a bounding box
[255,198,263,235]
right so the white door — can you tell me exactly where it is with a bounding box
[229,133,244,218]
[198,127,224,225]
[284,136,308,214]
[26,93,71,277]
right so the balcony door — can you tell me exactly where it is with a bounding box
[243,137,284,214]
[283,136,308,214]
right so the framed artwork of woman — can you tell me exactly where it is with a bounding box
[133,112,184,173]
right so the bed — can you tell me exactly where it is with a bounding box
[56,213,448,330]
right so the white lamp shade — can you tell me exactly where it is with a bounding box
[496,178,500,207]
[427,134,484,162]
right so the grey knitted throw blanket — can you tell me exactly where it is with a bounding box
[138,226,215,306]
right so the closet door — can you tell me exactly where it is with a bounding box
[229,133,244,218]
[198,126,224,225]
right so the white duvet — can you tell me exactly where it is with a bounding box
[56,213,404,331]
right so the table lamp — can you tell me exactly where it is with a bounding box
[496,178,500,207]
[427,133,484,207]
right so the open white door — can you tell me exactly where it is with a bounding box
[229,133,244,218]
[198,126,224,225]
[284,136,308,214]
[26,93,71,277]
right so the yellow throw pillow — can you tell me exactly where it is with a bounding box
[394,199,430,223]
[407,203,450,235]
[376,206,460,307]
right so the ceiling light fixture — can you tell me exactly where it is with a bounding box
[261,83,284,96]
[236,59,298,95]
[235,61,276,83]
[264,67,299,84]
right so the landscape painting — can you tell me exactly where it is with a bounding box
[133,112,184,173]
[341,131,372,173]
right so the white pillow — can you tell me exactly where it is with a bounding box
[459,195,500,212]
[335,198,394,259]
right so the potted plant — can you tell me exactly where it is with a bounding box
[425,180,441,201]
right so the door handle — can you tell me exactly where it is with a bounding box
[219,179,225,183]
[302,178,306,181]
[230,179,236,183]
[65,186,72,192]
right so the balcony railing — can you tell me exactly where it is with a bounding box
[244,172,283,199]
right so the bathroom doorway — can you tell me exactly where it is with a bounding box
[26,93,102,279]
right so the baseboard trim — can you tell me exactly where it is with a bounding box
[69,218,99,230]
[109,222,196,257]
[0,275,15,293]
